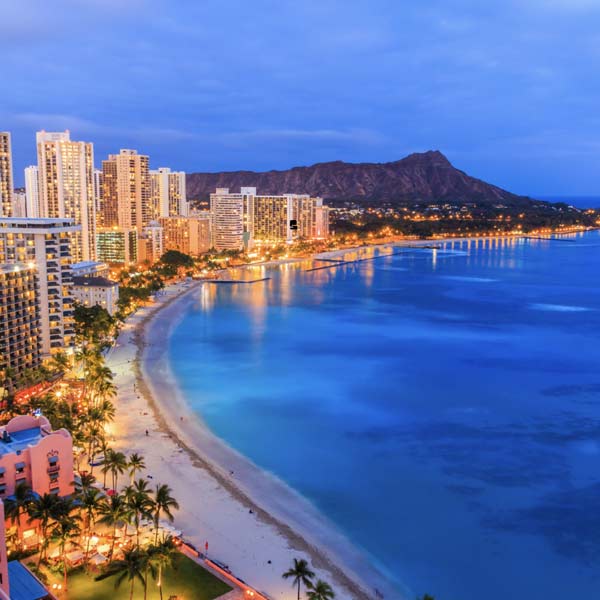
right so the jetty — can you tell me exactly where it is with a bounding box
[525,236,576,243]
[305,248,429,272]
[205,277,271,284]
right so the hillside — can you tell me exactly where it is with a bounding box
[186,151,533,205]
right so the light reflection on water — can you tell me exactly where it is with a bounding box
[170,232,600,600]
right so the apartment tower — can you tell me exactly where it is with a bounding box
[0,218,79,357]
[210,187,254,250]
[101,149,150,233]
[24,165,40,218]
[36,131,97,262]
[150,167,188,219]
[0,133,13,218]
[0,263,42,389]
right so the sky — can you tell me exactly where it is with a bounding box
[1,0,599,196]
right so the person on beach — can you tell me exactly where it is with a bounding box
[145,429,149,436]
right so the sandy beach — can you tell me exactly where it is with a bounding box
[106,238,530,600]
[107,254,410,600]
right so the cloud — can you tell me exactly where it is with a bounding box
[220,128,385,145]
[8,112,198,143]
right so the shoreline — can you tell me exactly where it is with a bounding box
[107,233,581,600]
[135,284,405,599]
[108,246,414,600]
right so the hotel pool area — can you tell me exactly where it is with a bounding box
[169,232,600,599]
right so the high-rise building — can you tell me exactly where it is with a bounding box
[138,221,164,264]
[150,167,188,219]
[250,195,292,244]
[93,168,103,217]
[210,187,254,251]
[101,149,150,234]
[0,218,78,357]
[160,214,211,256]
[210,187,328,249]
[36,131,97,262]
[315,204,330,239]
[0,133,13,218]
[290,195,319,240]
[0,263,42,389]
[24,165,40,218]
[96,227,138,265]
[11,190,27,218]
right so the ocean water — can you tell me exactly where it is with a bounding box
[169,232,600,600]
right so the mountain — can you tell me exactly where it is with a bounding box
[186,151,533,206]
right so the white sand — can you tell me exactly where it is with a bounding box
[107,278,408,600]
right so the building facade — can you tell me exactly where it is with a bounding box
[36,131,97,262]
[150,167,188,219]
[0,414,74,499]
[0,218,78,357]
[24,165,40,218]
[210,187,253,251]
[71,261,109,278]
[72,276,119,316]
[101,149,151,234]
[138,221,164,264]
[96,227,138,264]
[0,263,42,389]
[11,191,27,218]
[159,214,211,256]
[211,187,328,249]
[0,134,13,218]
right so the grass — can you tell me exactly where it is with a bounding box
[62,553,232,600]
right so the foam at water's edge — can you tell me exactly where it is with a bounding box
[144,285,410,600]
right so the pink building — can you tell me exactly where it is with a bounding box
[0,415,74,499]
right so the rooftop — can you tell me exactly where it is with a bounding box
[72,276,118,288]
[0,218,79,232]
[7,561,49,600]
[0,426,45,457]
[71,261,108,271]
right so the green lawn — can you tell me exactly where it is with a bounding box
[64,554,232,600]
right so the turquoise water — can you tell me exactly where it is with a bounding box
[170,233,600,599]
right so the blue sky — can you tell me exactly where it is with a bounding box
[1,0,598,196]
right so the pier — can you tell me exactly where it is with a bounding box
[205,277,271,284]
[525,236,576,243]
[305,248,432,272]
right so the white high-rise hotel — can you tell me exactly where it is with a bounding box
[0,133,14,218]
[36,131,97,262]
[210,187,329,251]
[24,165,40,218]
[150,167,188,218]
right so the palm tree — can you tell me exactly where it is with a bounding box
[148,537,178,600]
[152,484,179,543]
[50,515,81,591]
[102,449,127,490]
[48,350,70,376]
[79,487,102,563]
[4,481,34,543]
[96,547,150,600]
[109,451,128,490]
[97,494,132,559]
[307,580,335,600]
[125,479,154,548]
[27,493,59,565]
[75,472,96,494]
[282,558,315,600]
[128,453,146,485]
